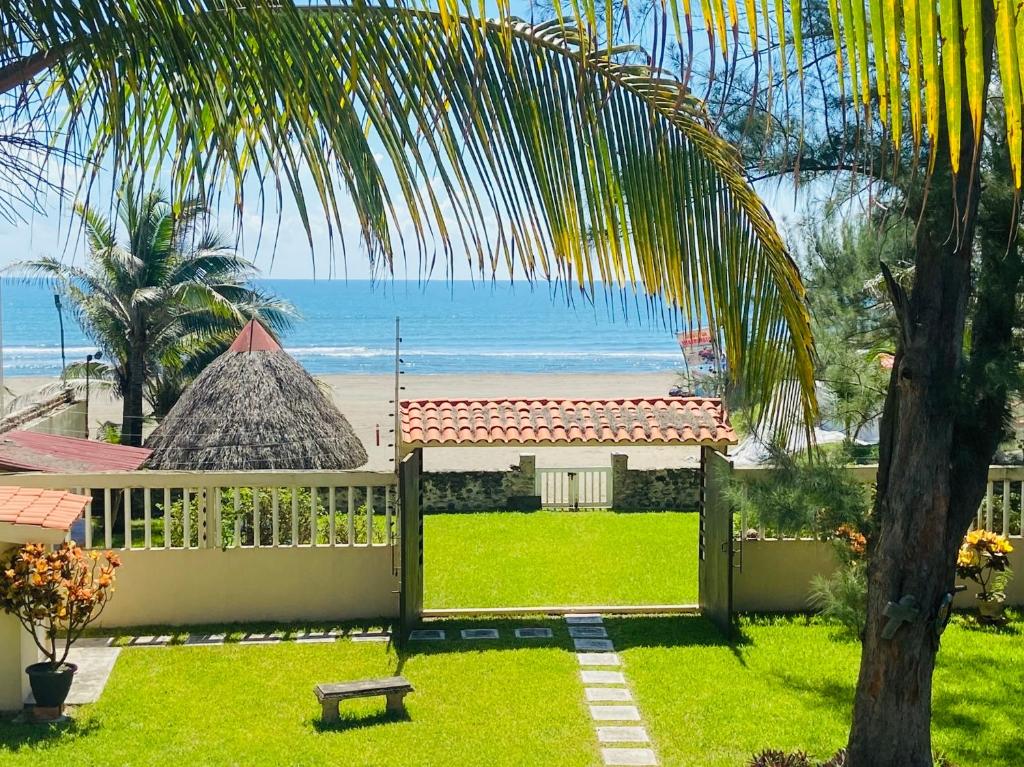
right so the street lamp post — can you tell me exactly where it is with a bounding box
[85,351,102,437]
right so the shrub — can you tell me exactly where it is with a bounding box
[0,543,120,667]
[727,445,871,539]
[808,525,869,637]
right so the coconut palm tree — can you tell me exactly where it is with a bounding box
[12,184,294,445]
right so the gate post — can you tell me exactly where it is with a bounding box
[698,446,735,637]
[398,449,423,645]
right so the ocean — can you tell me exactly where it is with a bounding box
[0,279,686,377]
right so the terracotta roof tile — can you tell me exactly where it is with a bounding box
[0,486,91,531]
[400,397,736,448]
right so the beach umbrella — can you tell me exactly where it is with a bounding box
[143,320,368,471]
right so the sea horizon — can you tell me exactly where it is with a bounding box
[0,279,688,378]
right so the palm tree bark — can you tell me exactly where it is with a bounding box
[847,4,996,763]
[121,327,146,447]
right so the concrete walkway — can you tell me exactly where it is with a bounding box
[24,645,121,706]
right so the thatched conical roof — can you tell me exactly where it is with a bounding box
[144,320,368,470]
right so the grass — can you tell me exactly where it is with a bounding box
[0,618,595,767]
[425,510,698,608]
[606,612,1024,767]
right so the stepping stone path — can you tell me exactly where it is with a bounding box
[566,613,659,766]
[461,628,500,640]
[514,627,554,639]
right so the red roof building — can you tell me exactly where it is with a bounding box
[0,431,151,474]
[400,397,736,449]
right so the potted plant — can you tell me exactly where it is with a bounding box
[956,530,1014,623]
[0,542,120,719]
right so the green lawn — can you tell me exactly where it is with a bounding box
[608,613,1024,767]
[0,618,595,767]
[425,510,699,608]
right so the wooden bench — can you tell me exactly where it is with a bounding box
[314,676,414,722]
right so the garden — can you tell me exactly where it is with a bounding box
[2,509,1021,766]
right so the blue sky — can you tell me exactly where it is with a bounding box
[0,1,808,282]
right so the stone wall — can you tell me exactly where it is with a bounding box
[422,454,538,512]
[422,453,701,512]
[610,453,700,511]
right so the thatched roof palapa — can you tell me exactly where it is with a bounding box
[144,320,368,470]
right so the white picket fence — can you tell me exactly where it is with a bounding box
[0,470,398,551]
[535,467,613,509]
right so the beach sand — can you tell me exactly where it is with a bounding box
[6,371,700,472]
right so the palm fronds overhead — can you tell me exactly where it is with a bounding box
[1,1,818,425]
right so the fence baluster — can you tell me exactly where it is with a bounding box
[329,487,337,546]
[347,486,355,545]
[164,488,171,549]
[253,488,261,547]
[233,487,242,548]
[366,486,374,545]
[183,488,191,549]
[385,487,392,545]
[123,487,132,550]
[291,490,299,545]
[272,488,280,547]
[84,491,93,549]
[310,486,318,545]
[144,488,152,549]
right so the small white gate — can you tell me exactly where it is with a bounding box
[535,467,613,509]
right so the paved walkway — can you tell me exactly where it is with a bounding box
[24,645,121,706]
[570,614,659,766]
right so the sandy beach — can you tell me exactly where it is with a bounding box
[6,371,699,472]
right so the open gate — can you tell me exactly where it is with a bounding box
[698,447,735,636]
[398,449,423,643]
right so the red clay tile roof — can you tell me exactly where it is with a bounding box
[0,431,151,473]
[400,397,736,447]
[228,319,282,353]
[0,486,90,531]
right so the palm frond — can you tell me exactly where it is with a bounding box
[3,2,820,424]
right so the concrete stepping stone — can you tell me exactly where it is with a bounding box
[590,705,641,721]
[239,632,281,645]
[581,670,627,684]
[597,726,650,744]
[75,637,114,649]
[131,635,172,647]
[601,747,658,765]
[565,614,603,624]
[569,625,608,638]
[577,652,621,666]
[409,629,445,641]
[184,633,225,646]
[461,628,499,640]
[574,638,615,651]
[349,632,390,643]
[514,627,554,639]
[586,687,633,702]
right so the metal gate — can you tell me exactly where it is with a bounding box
[535,467,613,509]
[398,449,423,644]
[698,447,735,636]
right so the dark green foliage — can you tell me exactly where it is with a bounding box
[727,445,871,538]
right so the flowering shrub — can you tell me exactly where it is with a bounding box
[0,543,121,667]
[956,530,1014,603]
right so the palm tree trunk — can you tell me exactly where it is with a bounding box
[120,335,146,447]
[847,6,994,763]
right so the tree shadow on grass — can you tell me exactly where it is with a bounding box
[396,614,738,667]
[0,713,101,752]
